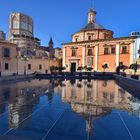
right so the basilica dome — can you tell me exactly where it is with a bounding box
[71,7,113,42]
[81,22,104,31]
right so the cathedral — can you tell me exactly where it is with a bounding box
[0,12,61,76]
[62,6,140,72]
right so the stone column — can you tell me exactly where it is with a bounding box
[63,47,66,67]
[116,44,120,67]
[82,46,86,67]
[95,46,99,71]
[130,42,134,64]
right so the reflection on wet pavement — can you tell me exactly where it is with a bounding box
[0,79,139,140]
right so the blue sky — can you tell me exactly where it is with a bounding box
[0,0,140,48]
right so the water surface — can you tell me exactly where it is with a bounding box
[0,79,139,140]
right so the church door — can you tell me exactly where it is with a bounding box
[71,63,76,72]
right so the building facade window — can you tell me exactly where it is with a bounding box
[39,65,42,70]
[3,48,10,58]
[111,47,115,54]
[122,46,127,54]
[88,36,91,41]
[88,49,93,56]
[71,49,77,57]
[13,20,19,29]
[5,63,9,70]
[29,25,32,33]
[20,22,28,30]
[28,64,31,70]
[104,48,109,55]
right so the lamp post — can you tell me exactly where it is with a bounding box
[21,55,29,75]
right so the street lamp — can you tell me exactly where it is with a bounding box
[21,55,29,75]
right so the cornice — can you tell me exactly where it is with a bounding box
[62,36,136,47]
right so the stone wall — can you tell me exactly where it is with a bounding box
[17,58,61,75]
[63,38,133,72]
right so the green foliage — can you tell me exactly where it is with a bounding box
[87,67,93,71]
[102,64,109,72]
[77,66,83,71]
[50,66,66,73]
[83,65,87,70]
[58,66,66,72]
[129,62,138,74]
[50,66,56,73]
[119,65,128,72]
[77,65,92,71]
[102,64,108,69]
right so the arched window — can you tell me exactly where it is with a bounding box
[12,17,19,29]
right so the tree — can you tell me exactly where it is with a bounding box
[102,64,108,72]
[50,66,56,74]
[58,66,66,73]
[119,62,128,72]
[54,66,59,73]
[116,66,120,74]
[87,67,93,72]
[129,62,138,75]
[120,65,128,72]
[86,67,93,77]
[83,65,87,71]
[77,66,83,72]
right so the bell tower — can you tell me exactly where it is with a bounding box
[48,37,55,58]
[88,1,96,23]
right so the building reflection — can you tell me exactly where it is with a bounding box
[0,78,140,136]
[8,87,41,128]
[0,80,51,129]
[61,79,132,139]
[0,88,10,115]
[130,97,140,117]
[62,80,132,111]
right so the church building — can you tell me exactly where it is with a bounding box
[62,6,140,72]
